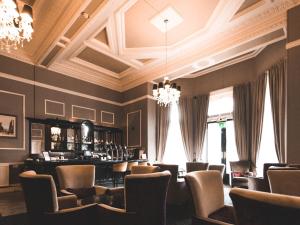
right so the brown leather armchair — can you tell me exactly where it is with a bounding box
[56,165,108,205]
[208,164,225,178]
[131,165,160,174]
[154,163,189,206]
[19,170,99,225]
[248,163,287,192]
[268,170,300,196]
[185,171,235,225]
[186,162,209,173]
[96,171,171,225]
[229,160,252,188]
[230,187,300,225]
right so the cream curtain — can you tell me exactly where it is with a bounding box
[178,97,194,161]
[194,95,209,161]
[250,75,267,170]
[269,60,286,163]
[233,83,251,160]
[156,105,171,162]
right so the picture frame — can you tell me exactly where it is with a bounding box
[0,114,17,138]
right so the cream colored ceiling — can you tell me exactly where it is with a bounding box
[124,0,219,48]
[1,0,300,92]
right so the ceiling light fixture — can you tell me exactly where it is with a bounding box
[153,19,181,107]
[0,0,33,52]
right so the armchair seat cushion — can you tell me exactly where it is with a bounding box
[66,187,95,199]
[208,206,235,224]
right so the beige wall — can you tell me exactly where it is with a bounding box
[0,56,123,162]
[174,40,285,97]
[0,39,288,163]
[286,5,300,163]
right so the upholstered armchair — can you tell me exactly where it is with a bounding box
[248,163,287,192]
[229,160,252,188]
[186,162,209,173]
[96,171,171,225]
[131,165,160,174]
[208,164,225,178]
[268,170,300,196]
[230,187,300,225]
[56,165,108,205]
[154,163,190,206]
[19,170,99,225]
[185,171,235,225]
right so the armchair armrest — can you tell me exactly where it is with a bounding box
[106,187,125,208]
[192,216,233,225]
[44,203,98,225]
[96,203,137,225]
[57,194,78,209]
[106,187,124,195]
[59,189,75,196]
[94,185,108,196]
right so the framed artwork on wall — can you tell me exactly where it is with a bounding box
[0,114,17,138]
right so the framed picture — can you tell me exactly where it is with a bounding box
[0,114,17,138]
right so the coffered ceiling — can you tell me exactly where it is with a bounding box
[1,0,300,91]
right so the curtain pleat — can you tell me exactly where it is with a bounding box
[156,106,171,162]
[194,95,209,161]
[178,97,194,161]
[250,75,267,170]
[269,60,286,163]
[233,83,251,161]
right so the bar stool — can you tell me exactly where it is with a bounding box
[112,162,128,187]
[126,161,138,174]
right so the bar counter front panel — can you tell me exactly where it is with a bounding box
[24,159,147,186]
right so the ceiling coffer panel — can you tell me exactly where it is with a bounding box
[235,0,262,15]
[137,58,155,64]
[64,0,105,39]
[94,28,109,45]
[41,45,63,67]
[77,47,130,73]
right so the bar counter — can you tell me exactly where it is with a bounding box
[24,158,147,186]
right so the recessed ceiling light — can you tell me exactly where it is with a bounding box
[150,6,183,33]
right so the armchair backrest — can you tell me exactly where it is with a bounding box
[153,163,178,183]
[185,171,224,218]
[20,171,59,214]
[131,165,160,174]
[124,171,171,225]
[268,170,300,196]
[230,161,250,174]
[208,164,225,178]
[230,188,300,225]
[56,165,95,189]
[263,163,287,178]
[186,162,209,173]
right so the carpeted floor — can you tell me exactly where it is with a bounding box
[0,186,232,225]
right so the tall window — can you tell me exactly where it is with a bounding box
[163,104,187,170]
[256,77,278,176]
[202,87,239,173]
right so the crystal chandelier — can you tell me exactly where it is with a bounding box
[152,19,181,107]
[0,0,33,52]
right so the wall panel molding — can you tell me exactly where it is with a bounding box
[0,90,25,150]
[72,105,96,121]
[126,110,141,147]
[101,110,115,125]
[0,72,152,106]
[44,99,65,117]
[286,39,300,49]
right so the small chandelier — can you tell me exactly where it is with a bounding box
[0,0,33,52]
[153,78,181,107]
[152,19,181,107]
